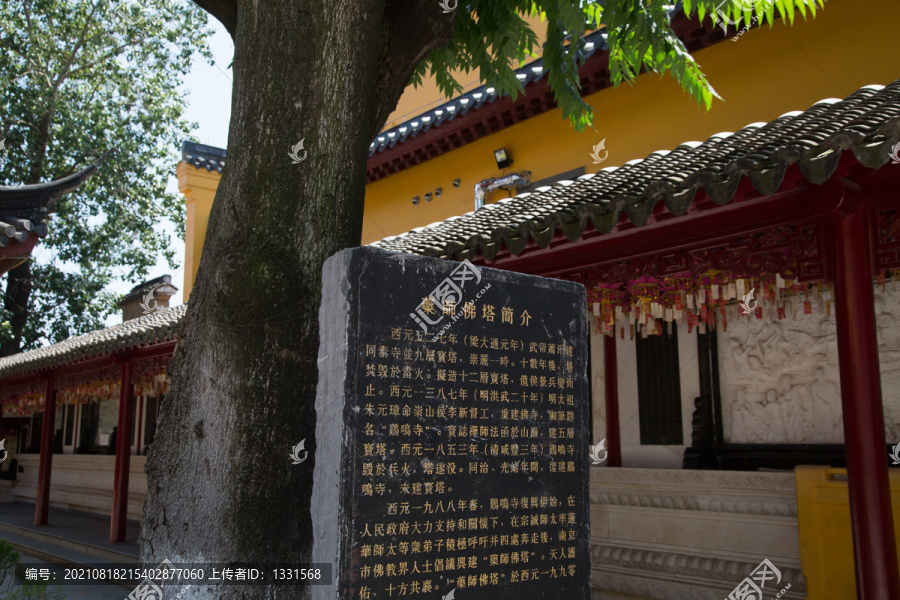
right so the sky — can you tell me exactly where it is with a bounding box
[103,18,234,325]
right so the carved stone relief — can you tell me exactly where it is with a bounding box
[718,281,900,444]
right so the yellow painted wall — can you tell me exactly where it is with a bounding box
[795,466,900,599]
[382,15,549,131]
[177,163,219,298]
[179,0,899,297]
[362,0,900,243]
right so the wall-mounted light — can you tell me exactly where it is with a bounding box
[435,187,443,198]
[412,196,420,206]
[452,179,461,188]
[424,192,433,202]
[494,148,513,169]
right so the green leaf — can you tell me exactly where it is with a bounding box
[0,0,211,349]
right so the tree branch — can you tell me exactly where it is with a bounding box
[368,0,456,141]
[51,0,102,92]
[67,35,151,79]
[191,0,237,37]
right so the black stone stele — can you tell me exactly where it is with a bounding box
[312,246,590,600]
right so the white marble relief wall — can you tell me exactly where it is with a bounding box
[718,281,900,444]
[876,281,900,442]
[98,397,118,443]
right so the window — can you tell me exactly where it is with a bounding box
[78,402,99,452]
[64,405,75,446]
[29,412,42,453]
[636,328,684,445]
[143,396,160,453]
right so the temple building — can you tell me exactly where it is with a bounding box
[2,1,899,597]
[0,155,107,275]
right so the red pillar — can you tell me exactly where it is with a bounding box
[604,335,621,467]
[110,360,134,543]
[34,375,56,526]
[831,206,900,599]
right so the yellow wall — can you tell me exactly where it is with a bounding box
[177,162,219,298]
[795,466,900,599]
[382,15,549,130]
[362,0,900,244]
[179,0,899,297]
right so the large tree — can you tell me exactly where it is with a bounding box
[0,0,213,354]
[141,0,822,597]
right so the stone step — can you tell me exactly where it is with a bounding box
[0,521,138,565]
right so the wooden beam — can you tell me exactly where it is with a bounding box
[830,194,900,599]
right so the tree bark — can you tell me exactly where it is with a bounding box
[0,261,32,357]
[142,1,453,597]
[1,106,53,357]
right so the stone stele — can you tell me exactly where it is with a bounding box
[311,246,591,600]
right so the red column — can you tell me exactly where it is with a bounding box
[110,361,134,543]
[831,206,900,599]
[34,375,56,526]
[604,335,621,467]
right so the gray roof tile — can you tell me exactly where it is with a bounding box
[372,80,900,260]
[0,304,185,379]
[182,141,226,173]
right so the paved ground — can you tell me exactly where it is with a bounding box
[10,552,128,600]
[0,502,140,599]
[0,501,139,555]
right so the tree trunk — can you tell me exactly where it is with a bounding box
[142,1,453,597]
[1,108,53,357]
[0,262,32,357]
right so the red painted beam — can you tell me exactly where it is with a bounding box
[128,340,177,361]
[0,340,176,387]
[110,360,134,543]
[471,157,877,279]
[483,175,825,277]
[603,334,621,467]
[34,375,56,526]
[830,198,900,599]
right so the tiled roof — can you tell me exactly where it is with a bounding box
[0,151,109,247]
[0,304,185,379]
[182,141,226,173]
[364,8,733,183]
[367,28,612,157]
[372,80,900,261]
